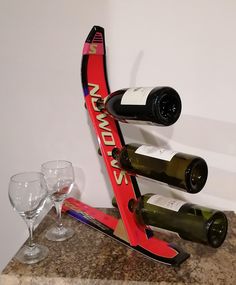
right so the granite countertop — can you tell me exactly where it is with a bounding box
[1,209,236,285]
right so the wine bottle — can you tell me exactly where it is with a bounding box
[112,193,228,248]
[97,87,182,126]
[112,143,208,193]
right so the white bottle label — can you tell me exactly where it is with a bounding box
[147,194,185,212]
[121,87,153,105]
[135,145,177,161]
[148,225,180,238]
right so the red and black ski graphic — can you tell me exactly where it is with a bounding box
[65,26,190,266]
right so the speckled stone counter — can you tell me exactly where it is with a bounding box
[1,209,236,285]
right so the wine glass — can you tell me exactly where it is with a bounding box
[41,160,75,241]
[8,172,49,264]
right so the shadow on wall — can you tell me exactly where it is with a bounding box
[158,114,236,157]
[120,115,236,209]
[121,114,236,158]
[72,166,85,199]
[85,111,115,200]
[120,123,172,147]
[129,50,144,87]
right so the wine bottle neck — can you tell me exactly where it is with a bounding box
[112,197,138,214]
[96,98,105,111]
[112,147,121,160]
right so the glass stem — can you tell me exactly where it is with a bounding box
[54,201,64,230]
[26,218,35,249]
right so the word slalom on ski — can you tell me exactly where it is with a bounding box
[64,26,190,266]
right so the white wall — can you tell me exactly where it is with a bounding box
[1,0,236,271]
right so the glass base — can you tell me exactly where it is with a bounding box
[45,226,74,241]
[15,244,49,264]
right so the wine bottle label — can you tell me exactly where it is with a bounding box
[147,195,185,212]
[135,145,177,161]
[121,87,153,105]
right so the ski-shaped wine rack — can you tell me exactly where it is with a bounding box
[63,26,190,266]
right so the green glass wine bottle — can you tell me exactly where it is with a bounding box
[97,86,182,126]
[112,143,208,194]
[112,193,228,248]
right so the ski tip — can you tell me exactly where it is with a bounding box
[85,26,104,43]
[83,25,105,55]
